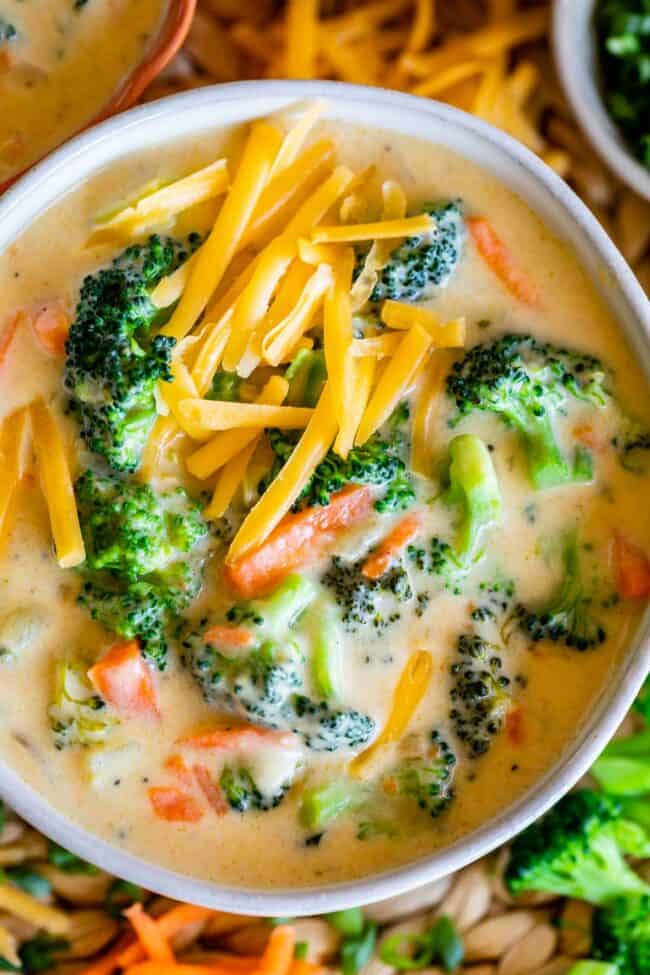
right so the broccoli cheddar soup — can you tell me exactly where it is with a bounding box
[0,0,168,183]
[0,105,649,890]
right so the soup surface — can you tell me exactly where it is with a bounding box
[0,109,649,890]
[0,0,168,183]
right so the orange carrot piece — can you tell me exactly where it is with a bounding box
[32,301,70,356]
[506,706,525,745]
[289,961,324,975]
[468,216,541,307]
[125,903,176,964]
[193,764,229,815]
[225,485,373,598]
[0,312,23,369]
[124,964,250,975]
[88,640,159,720]
[164,754,194,787]
[203,624,255,648]
[573,423,608,453]
[79,934,136,975]
[179,725,295,751]
[118,906,214,969]
[256,926,295,975]
[201,955,261,971]
[613,533,650,600]
[148,786,204,823]
[362,513,422,580]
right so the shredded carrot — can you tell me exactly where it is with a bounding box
[179,726,295,751]
[0,312,23,369]
[203,624,255,648]
[362,513,422,580]
[255,926,295,975]
[124,903,176,964]
[164,754,194,787]
[148,787,204,823]
[193,764,229,815]
[613,533,650,600]
[31,301,70,356]
[117,906,214,969]
[468,216,541,307]
[79,934,136,975]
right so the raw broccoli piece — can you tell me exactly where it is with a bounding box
[506,790,650,903]
[449,633,511,757]
[48,660,117,750]
[447,334,608,489]
[320,555,412,633]
[361,201,465,304]
[516,531,606,651]
[384,730,456,818]
[219,764,292,812]
[592,893,650,975]
[285,348,327,408]
[76,471,207,668]
[64,234,199,472]
[591,726,650,796]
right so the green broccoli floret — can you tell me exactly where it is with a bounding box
[219,761,296,813]
[447,334,608,489]
[516,531,606,651]
[285,348,327,407]
[359,201,465,304]
[206,369,243,402]
[76,471,207,668]
[64,234,199,472]
[592,893,650,975]
[48,659,117,750]
[384,730,456,818]
[506,790,650,903]
[225,573,317,634]
[612,418,650,474]
[591,726,650,797]
[291,695,375,752]
[449,633,511,757]
[320,556,412,633]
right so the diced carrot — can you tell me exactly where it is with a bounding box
[613,533,650,600]
[0,312,23,369]
[193,764,229,815]
[468,216,541,307]
[203,624,255,648]
[362,513,422,580]
[117,906,214,969]
[164,754,194,787]
[506,706,525,745]
[31,301,70,356]
[179,725,295,751]
[148,787,204,823]
[88,640,159,720]
[225,485,373,597]
[256,926,295,975]
[79,933,136,975]
[124,903,175,964]
[573,424,608,452]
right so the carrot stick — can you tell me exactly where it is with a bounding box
[88,640,159,720]
[362,513,422,580]
[79,934,136,975]
[125,964,249,975]
[203,624,255,648]
[124,903,176,964]
[0,312,23,369]
[148,787,204,823]
[179,726,295,751]
[468,216,541,307]
[225,485,373,598]
[613,533,650,600]
[193,764,229,815]
[31,301,70,355]
[255,926,295,975]
[118,906,214,969]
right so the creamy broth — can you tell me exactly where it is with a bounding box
[0,118,649,890]
[0,0,168,183]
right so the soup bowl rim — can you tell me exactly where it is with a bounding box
[0,79,648,915]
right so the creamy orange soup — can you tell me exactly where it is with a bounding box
[0,111,648,890]
[0,0,168,183]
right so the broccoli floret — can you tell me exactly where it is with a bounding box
[285,349,327,408]
[516,531,606,651]
[219,764,293,812]
[384,730,456,818]
[48,659,117,750]
[591,726,650,797]
[76,471,207,668]
[447,334,608,489]
[360,201,465,304]
[291,695,375,752]
[64,234,199,472]
[320,555,412,633]
[225,573,316,635]
[449,633,511,757]
[612,418,650,475]
[505,790,650,904]
[408,537,460,587]
[592,893,650,975]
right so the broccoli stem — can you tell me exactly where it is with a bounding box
[249,574,316,635]
[300,780,365,830]
[513,409,571,489]
[444,434,501,563]
[311,602,340,701]
[286,349,327,408]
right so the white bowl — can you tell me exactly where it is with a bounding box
[553,0,650,201]
[0,81,649,916]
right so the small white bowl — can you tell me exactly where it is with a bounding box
[0,81,649,916]
[553,0,650,201]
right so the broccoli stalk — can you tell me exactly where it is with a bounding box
[300,779,369,831]
[285,349,327,408]
[591,726,650,796]
[506,790,650,904]
[592,893,650,975]
[226,573,317,636]
[310,600,341,701]
[516,531,606,651]
[442,433,502,567]
[446,334,607,489]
